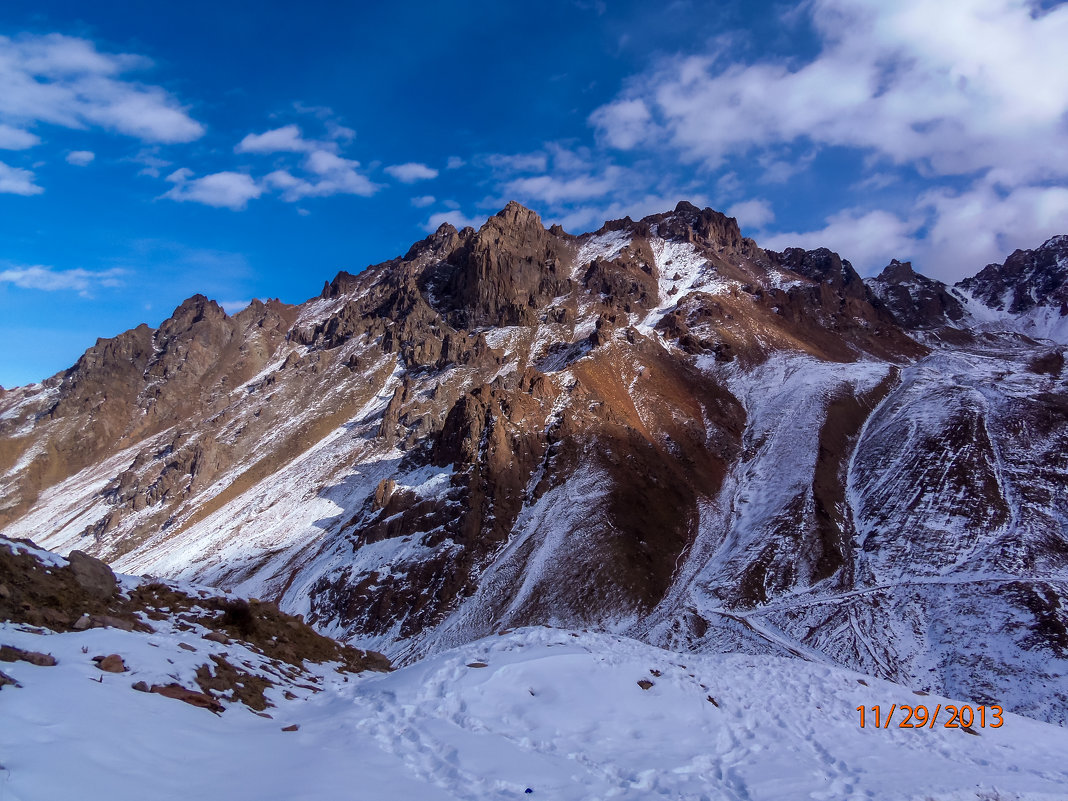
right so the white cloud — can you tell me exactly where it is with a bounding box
[66,150,94,166]
[0,264,124,295]
[550,191,712,235]
[0,160,43,195]
[424,209,485,232]
[756,150,816,184]
[326,122,355,141]
[589,98,654,149]
[502,167,623,205]
[235,124,314,154]
[128,146,171,177]
[262,149,377,201]
[385,162,439,183]
[757,182,1068,281]
[162,168,263,210]
[446,156,465,170]
[591,0,1068,185]
[485,152,549,173]
[0,123,39,150]
[726,199,775,229]
[411,194,435,208]
[761,209,920,273]
[917,182,1068,281]
[234,121,379,200]
[582,0,1068,282]
[220,299,253,314]
[0,33,203,143]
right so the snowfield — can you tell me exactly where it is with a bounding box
[2,620,1067,801]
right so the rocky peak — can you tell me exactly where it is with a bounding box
[637,201,748,253]
[485,200,545,239]
[158,294,227,338]
[867,260,965,331]
[439,201,573,328]
[957,235,1068,314]
[403,222,467,262]
[773,247,864,292]
[877,259,918,284]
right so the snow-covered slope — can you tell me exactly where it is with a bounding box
[5,617,1068,801]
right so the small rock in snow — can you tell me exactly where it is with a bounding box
[95,654,126,673]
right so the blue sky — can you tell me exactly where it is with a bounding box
[1,0,1067,387]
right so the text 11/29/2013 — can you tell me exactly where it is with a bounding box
[857,704,1003,730]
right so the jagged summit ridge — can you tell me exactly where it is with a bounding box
[957,234,1068,315]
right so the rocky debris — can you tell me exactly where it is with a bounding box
[131,680,149,692]
[0,540,146,633]
[0,669,18,689]
[1,540,391,684]
[195,653,273,711]
[150,683,224,714]
[0,644,57,667]
[93,654,126,672]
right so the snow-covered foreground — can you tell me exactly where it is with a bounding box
[3,622,1067,801]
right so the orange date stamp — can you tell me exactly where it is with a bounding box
[857,704,1003,730]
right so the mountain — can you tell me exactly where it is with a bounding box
[957,235,1068,342]
[1,201,1066,725]
[5,536,1068,800]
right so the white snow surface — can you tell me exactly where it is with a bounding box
[3,619,1067,801]
[640,238,740,334]
[574,230,630,278]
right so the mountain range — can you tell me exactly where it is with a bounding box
[2,200,1065,724]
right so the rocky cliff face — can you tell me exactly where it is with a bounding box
[866,259,966,332]
[2,201,1066,723]
[958,235,1068,316]
[951,235,1068,343]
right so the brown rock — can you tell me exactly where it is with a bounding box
[281,723,299,732]
[372,478,396,511]
[150,682,224,713]
[203,630,230,645]
[90,614,136,631]
[72,613,92,630]
[66,550,117,600]
[637,679,654,690]
[95,654,126,673]
[131,680,150,692]
[0,645,56,666]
